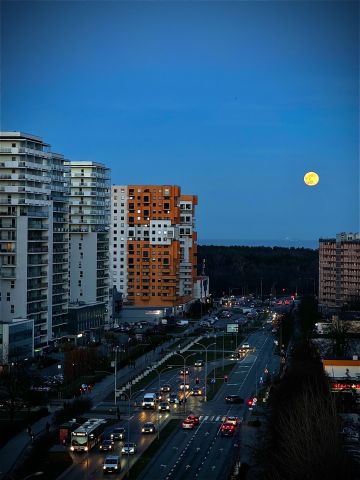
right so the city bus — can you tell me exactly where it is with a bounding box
[70,418,107,452]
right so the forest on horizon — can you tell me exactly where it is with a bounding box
[197,245,319,298]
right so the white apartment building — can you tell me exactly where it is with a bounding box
[0,132,69,348]
[68,162,110,322]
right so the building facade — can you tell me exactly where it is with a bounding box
[110,185,198,312]
[319,232,360,310]
[68,161,110,326]
[0,132,69,348]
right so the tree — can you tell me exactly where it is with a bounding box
[0,365,32,422]
[329,317,350,357]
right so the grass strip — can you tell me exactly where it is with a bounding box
[129,419,179,479]
[206,362,237,401]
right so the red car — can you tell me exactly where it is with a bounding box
[187,414,199,426]
[220,422,236,437]
[182,415,200,429]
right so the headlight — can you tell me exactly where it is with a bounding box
[150,402,154,406]
[103,466,106,470]
[150,428,153,432]
[115,466,118,469]
[70,446,74,451]
[142,428,145,432]
[142,402,145,406]
[84,446,88,451]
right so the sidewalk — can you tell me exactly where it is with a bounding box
[0,336,179,478]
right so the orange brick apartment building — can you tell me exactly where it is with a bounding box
[110,185,198,311]
[319,232,360,311]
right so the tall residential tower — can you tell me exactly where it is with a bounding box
[68,162,111,327]
[0,132,69,349]
[319,232,360,310]
[110,185,198,313]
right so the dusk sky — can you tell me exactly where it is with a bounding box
[1,1,359,245]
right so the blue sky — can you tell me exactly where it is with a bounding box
[1,1,359,244]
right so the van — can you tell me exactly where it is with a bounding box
[142,392,157,409]
[103,455,121,474]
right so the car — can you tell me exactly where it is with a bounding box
[187,414,200,425]
[194,360,203,367]
[179,382,190,390]
[180,368,190,376]
[160,384,171,393]
[190,387,203,396]
[229,353,240,360]
[158,401,170,412]
[182,418,196,429]
[225,395,244,404]
[225,416,239,426]
[99,439,115,451]
[103,455,121,473]
[121,442,137,455]
[169,393,180,404]
[220,422,236,436]
[241,343,250,349]
[110,427,126,441]
[200,321,210,327]
[141,422,156,434]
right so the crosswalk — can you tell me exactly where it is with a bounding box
[199,415,227,423]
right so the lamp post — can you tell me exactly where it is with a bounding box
[152,365,172,439]
[113,346,120,406]
[120,389,143,478]
[213,334,217,382]
[194,342,216,402]
[173,352,196,415]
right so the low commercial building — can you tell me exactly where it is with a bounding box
[0,318,34,363]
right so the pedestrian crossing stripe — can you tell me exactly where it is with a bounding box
[199,415,226,423]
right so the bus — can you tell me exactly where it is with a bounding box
[70,418,107,452]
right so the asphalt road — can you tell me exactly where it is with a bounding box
[60,313,276,480]
[138,328,278,480]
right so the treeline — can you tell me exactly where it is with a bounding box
[197,245,318,297]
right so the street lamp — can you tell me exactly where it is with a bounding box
[173,352,196,415]
[194,342,216,402]
[152,365,172,439]
[119,389,143,478]
[113,346,120,406]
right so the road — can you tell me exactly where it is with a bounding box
[139,328,278,480]
[60,311,276,480]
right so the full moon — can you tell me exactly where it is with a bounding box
[304,171,320,186]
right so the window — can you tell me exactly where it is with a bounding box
[11,304,14,313]
[12,143,16,147]
[10,281,14,289]
[7,292,10,301]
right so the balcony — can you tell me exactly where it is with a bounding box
[0,265,16,278]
